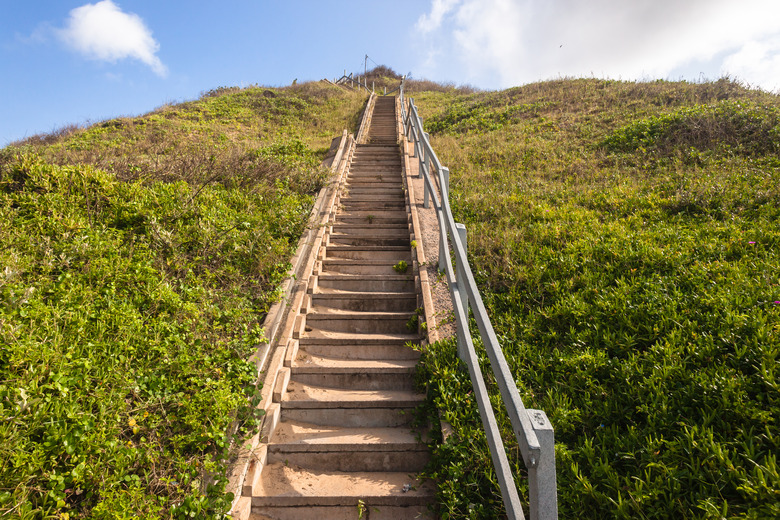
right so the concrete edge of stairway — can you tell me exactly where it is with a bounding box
[227,124,360,516]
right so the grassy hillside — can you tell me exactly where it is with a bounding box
[3,72,778,519]
[411,78,780,518]
[0,82,367,519]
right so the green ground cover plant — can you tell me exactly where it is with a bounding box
[412,78,780,518]
[0,82,367,518]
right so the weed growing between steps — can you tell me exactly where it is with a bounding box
[0,82,367,518]
[412,78,780,518]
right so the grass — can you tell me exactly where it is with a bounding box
[411,77,780,518]
[0,81,368,519]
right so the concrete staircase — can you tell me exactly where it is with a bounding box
[248,96,434,519]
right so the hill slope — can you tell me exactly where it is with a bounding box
[2,75,779,519]
[0,82,367,519]
[411,78,780,518]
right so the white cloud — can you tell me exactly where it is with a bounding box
[413,0,780,90]
[415,0,461,33]
[722,38,780,93]
[57,0,167,77]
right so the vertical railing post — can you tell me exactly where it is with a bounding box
[418,139,426,179]
[438,217,448,273]
[423,162,431,209]
[455,222,468,315]
[527,409,558,520]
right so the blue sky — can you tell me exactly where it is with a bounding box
[3,0,780,146]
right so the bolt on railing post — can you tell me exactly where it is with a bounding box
[527,409,558,520]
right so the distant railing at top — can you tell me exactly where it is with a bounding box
[399,78,558,520]
[334,70,374,93]
[332,70,403,96]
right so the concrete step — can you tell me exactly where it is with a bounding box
[350,156,399,161]
[330,224,408,236]
[339,200,406,211]
[290,355,416,390]
[315,274,414,293]
[299,330,420,347]
[351,155,399,162]
[268,421,427,472]
[348,171,402,178]
[323,246,412,261]
[282,382,424,409]
[355,145,398,152]
[346,176,401,184]
[339,195,405,205]
[310,290,416,312]
[298,342,420,361]
[250,464,434,519]
[334,209,407,222]
[341,192,404,202]
[334,215,407,226]
[305,308,415,335]
[319,259,410,276]
[281,383,424,427]
[328,235,409,248]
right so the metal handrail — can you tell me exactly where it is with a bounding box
[400,78,558,520]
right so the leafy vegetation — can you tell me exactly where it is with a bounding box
[0,81,367,518]
[412,78,780,518]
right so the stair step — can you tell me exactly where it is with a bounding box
[298,342,420,361]
[251,463,434,508]
[311,290,416,312]
[315,274,414,293]
[305,309,414,335]
[344,187,403,196]
[290,370,415,392]
[320,260,410,276]
[324,247,412,261]
[292,354,417,372]
[267,422,427,471]
[330,224,408,235]
[328,236,409,248]
[299,330,420,346]
[283,382,423,408]
[340,194,405,203]
[270,420,423,452]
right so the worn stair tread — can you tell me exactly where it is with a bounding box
[312,287,415,297]
[283,382,424,408]
[312,288,416,299]
[252,463,433,506]
[293,353,417,372]
[301,330,420,344]
[306,307,413,319]
[321,258,405,266]
[325,244,411,252]
[269,420,424,450]
[317,273,413,282]
[330,223,405,230]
